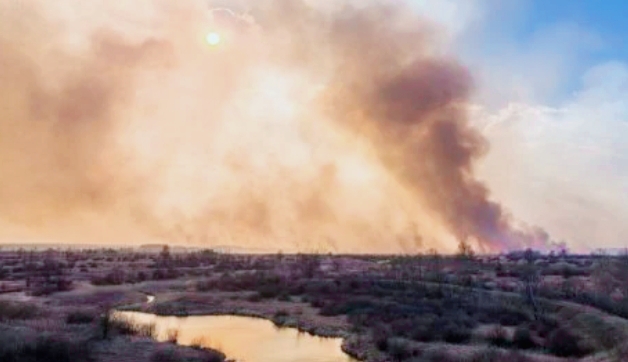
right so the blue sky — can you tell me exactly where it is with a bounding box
[525,0,628,48]
[455,0,626,104]
[507,0,628,99]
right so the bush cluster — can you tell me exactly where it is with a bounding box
[0,336,91,362]
[65,309,96,324]
[0,301,39,321]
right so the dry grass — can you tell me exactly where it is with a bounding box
[109,315,157,339]
[166,328,179,344]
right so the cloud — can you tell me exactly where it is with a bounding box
[405,0,486,37]
[467,23,604,108]
[476,60,628,251]
[407,0,626,252]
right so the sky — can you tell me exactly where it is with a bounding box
[0,0,626,253]
[410,0,628,251]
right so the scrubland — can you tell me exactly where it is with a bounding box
[0,246,627,361]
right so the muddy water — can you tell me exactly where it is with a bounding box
[113,311,357,362]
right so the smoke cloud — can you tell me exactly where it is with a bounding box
[0,0,552,253]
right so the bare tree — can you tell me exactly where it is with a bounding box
[160,245,171,266]
[426,248,444,282]
[296,253,320,279]
[593,250,628,300]
[413,252,424,280]
[617,249,628,300]
[457,239,476,287]
[457,239,475,260]
[592,251,619,296]
[521,248,541,319]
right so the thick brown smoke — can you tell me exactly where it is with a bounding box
[0,0,551,253]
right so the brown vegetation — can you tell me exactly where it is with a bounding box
[0,247,627,361]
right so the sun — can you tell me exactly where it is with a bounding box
[205,32,222,46]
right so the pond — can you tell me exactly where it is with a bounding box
[113,310,358,362]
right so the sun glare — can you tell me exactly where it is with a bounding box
[206,32,221,46]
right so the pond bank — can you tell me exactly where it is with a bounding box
[113,311,363,362]
[117,292,373,361]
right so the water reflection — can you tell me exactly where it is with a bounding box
[114,311,357,362]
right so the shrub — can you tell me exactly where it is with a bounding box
[258,284,281,299]
[195,280,214,292]
[0,301,39,321]
[150,344,225,362]
[469,348,502,362]
[534,315,559,338]
[310,297,326,309]
[387,339,413,361]
[320,297,375,317]
[497,308,530,326]
[487,326,510,348]
[272,309,291,326]
[150,348,182,362]
[247,293,262,302]
[29,278,74,296]
[201,349,226,362]
[277,292,291,301]
[420,349,454,362]
[0,336,91,362]
[442,324,472,344]
[373,325,392,351]
[91,270,126,285]
[108,316,156,338]
[512,327,537,350]
[504,350,534,362]
[66,310,96,324]
[274,309,289,318]
[409,324,434,342]
[375,337,388,352]
[546,327,591,357]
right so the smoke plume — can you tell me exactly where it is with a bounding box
[0,0,552,253]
